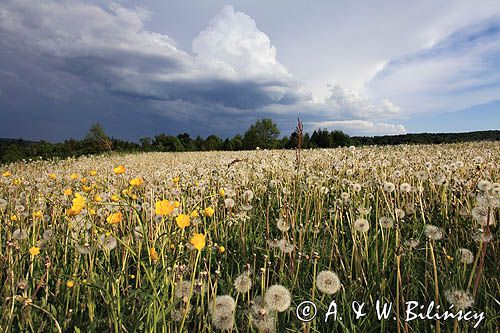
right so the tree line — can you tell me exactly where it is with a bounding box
[1,119,499,164]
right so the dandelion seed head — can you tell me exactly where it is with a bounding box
[354,218,369,232]
[276,217,290,232]
[316,270,341,295]
[264,284,291,312]
[458,248,474,265]
[13,229,28,240]
[383,182,395,193]
[445,290,474,310]
[379,216,394,229]
[424,225,443,241]
[234,272,252,293]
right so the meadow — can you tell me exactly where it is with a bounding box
[0,142,498,332]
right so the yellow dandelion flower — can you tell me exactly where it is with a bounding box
[33,210,43,219]
[80,177,87,183]
[176,214,191,229]
[149,248,159,261]
[48,173,57,180]
[172,176,180,183]
[131,194,137,200]
[69,193,86,215]
[155,199,174,216]
[66,280,75,288]
[113,165,126,174]
[190,210,199,218]
[174,201,181,208]
[219,188,225,196]
[94,195,102,202]
[204,207,215,218]
[219,245,225,253]
[129,177,144,186]
[89,170,97,176]
[63,188,73,196]
[107,212,123,225]
[82,185,92,193]
[11,215,18,221]
[29,246,40,256]
[111,195,120,202]
[2,171,11,177]
[70,173,79,180]
[89,208,96,215]
[190,233,206,251]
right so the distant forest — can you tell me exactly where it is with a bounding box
[1,119,499,164]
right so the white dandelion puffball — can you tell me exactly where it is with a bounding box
[458,248,474,265]
[383,182,395,193]
[264,285,291,312]
[354,218,369,232]
[316,270,341,295]
[234,272,252,293]
[424,225,443,241]
[445,290,474,310]
[379,216,394,229]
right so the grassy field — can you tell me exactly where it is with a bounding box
[0,142,498,332]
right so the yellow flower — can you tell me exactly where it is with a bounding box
[219,245,225,253]
[69,193,86,215]
[89,170,97,176]
[204,207,215,218]
[175,214,191,229]
[155,199,174,216]
[149,247,159,261]
[219,188,225,196]
[190,210,199,218]
[70,173,79,180]
[48,173,57,180]
[89,208,96,215]
[129,177,144,186]
[33,210,43,219]
[66,280,75,288]
[80,177,87,183]
[107,212,123,224]
[63,188,73,196]
[131,194,137,200]
[2,171,11,177]
[174,201,181,208]
[111,195,120,202]
[94,195,102,202]
[10,215,17,221]
[113,165,126,174]
[172,176,180,183]
[190,233,206,251]
[29,246,40,256]
[82,185,92,193]
[13,178,21,186]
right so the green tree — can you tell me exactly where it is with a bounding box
[330,130,351,147]
[83,123,112,153]
[204,135,223,151]
[311,129,333,148]
[242,118,280,149]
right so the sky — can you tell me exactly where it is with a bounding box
[0,0,499,141]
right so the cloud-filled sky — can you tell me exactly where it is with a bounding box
[0,0,499,141]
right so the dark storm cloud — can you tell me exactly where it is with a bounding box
[0,0,407,141]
